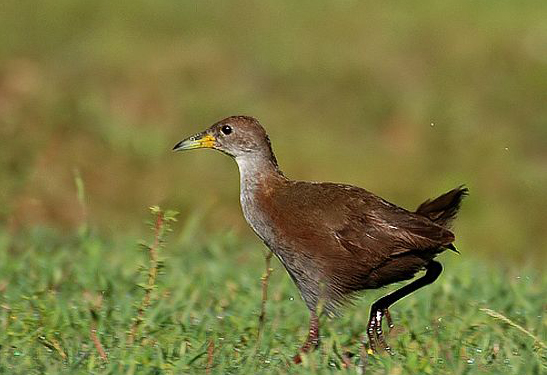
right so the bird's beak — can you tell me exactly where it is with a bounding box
[173,132,217,151]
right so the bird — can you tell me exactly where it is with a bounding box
[173,115,467,363]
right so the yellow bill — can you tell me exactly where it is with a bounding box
[173,133,216,151]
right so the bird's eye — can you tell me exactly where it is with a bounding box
[221,125,232,135]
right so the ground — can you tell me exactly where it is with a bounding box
[0,210,545,374]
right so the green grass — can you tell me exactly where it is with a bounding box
[1,210,545,374]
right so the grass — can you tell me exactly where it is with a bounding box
[0,209,545,374]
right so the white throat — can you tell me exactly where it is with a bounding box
[235,154,274,192]
[234,153,283,241]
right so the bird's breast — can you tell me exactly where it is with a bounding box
[240,183,278,245]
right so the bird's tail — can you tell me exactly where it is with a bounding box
[415,186,468,228]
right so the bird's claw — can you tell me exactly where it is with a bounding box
[366,308,395,355]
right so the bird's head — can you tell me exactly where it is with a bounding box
[173,115,275,160]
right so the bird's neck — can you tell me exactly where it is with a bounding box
[235,152,286,242]
[235,153,286,192]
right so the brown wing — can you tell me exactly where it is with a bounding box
[267,181,455,299]
[318,185,455,293]
[271,181,455,258]
[335,199,454,257]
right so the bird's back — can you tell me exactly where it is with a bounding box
[264,180,454,257]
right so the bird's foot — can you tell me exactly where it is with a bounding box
[383,308,394,330]
[366,308,395,356]
[293,314,320,364]
[292,339,320,364]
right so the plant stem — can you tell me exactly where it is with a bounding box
[127,211,164,345]
[257,250,273,340]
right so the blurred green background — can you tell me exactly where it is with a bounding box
[1,0,546,263]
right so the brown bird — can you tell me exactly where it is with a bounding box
[173,116,467,362]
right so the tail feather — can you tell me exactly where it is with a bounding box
[415,185,468,228]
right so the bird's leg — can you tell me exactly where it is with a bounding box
[293,312,320,364]
[365,261,443,354]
